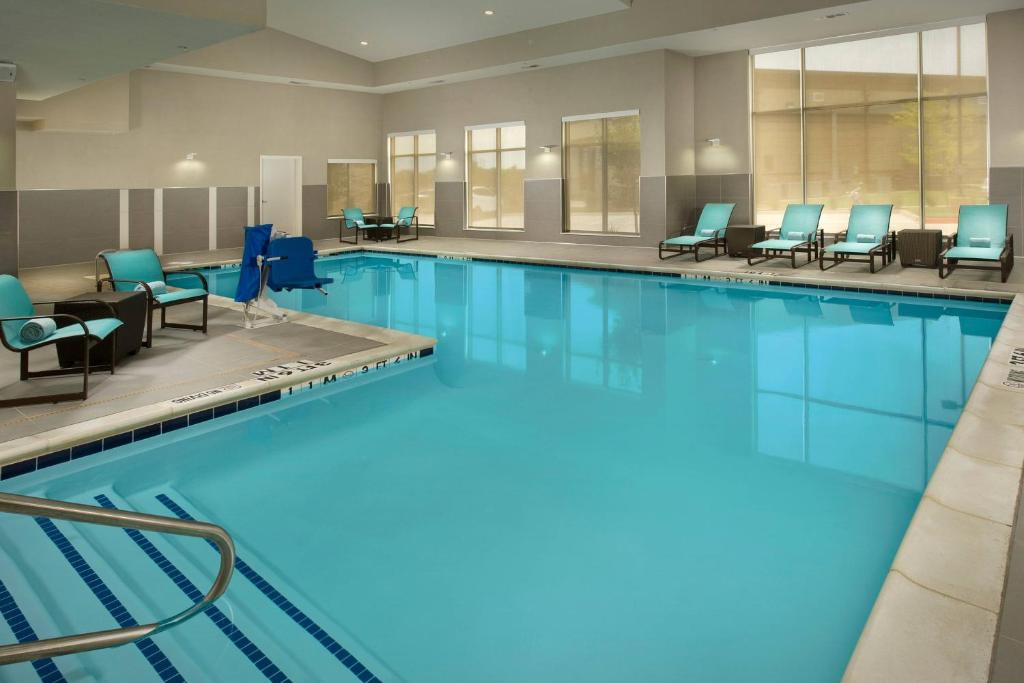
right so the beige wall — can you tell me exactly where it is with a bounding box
[16,69,382,189]
[380,51,671,182]
[694,51,751,175]
[17,74,130,134]
[0,82,14,190]
[665,51,696,177]
[988,9,1024,168]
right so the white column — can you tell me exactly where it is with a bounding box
[118,189,129,249]
[153,188,163,254]
[247,186,255,226]
[209,186,218,250]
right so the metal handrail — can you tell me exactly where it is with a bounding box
[0,492,235,665]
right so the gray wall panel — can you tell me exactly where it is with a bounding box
[19,189,119,267]
[128,189,154,250]
[990,167,1024,256]
[0,191,17,275]
[301,185,335,241]
[217,186,248,249]
[163,187,209,255]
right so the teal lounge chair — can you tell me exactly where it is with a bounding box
[939,204,1014,283]
[748,204,824,268]
[379,206,419,243]
[96,249,208,348]
[0,275,122,407]
[820,204,894,273]
[659,203,736,261]
[340,208,378,245]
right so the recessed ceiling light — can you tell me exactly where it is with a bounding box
[360,40,369,46]
[484,9,495,15]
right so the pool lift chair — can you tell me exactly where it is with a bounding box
[236,226,334,329]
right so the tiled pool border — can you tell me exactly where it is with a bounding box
[3,244,1022,682]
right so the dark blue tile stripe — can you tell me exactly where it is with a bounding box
[0,579,68,683]
[93,495,291,683]
[33,517,186,683]
[155,494,382,683]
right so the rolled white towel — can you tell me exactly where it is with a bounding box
[134,280,167,295]
[19,317,57,344]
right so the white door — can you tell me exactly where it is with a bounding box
[260,155,302,234]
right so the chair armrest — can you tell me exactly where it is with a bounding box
[98,277,150,296]
[946,233,957,249]
[0,313,90,348]
[164,270,209,292]
[835,230,848,245]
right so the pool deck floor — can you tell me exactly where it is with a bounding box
[3,234,1024,682]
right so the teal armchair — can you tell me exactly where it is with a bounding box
[659,203,736,261]
[379,206,419,243]
[0,275,122,407]
[96,249,208,348]
[340,208,377,245]
[820,204,894,273]
[748,204,825,268]
[940,205,1014,282]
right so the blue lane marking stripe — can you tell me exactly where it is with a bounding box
[33,517,185,683]
[155,494,383,683]
[93,495,292,683]
[0,579,68,683]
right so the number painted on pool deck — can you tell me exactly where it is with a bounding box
[1005,347,1024,389]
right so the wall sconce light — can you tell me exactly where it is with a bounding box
[539,145,558,153]
[439,151,453,160]
[704,138,721,147]
[185,152,198,160]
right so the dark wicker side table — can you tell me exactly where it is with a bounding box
[897,229,944,268]
[726,225,767,257]
[54,290,147,368]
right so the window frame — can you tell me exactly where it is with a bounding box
[465,121,527,231]
[387,130,436,225]
[561,110,642,235]
[326,158,377,217]
[750,23,988,233]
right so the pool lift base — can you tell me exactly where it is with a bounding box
[242,248,289,330]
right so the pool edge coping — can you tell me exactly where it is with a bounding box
[0,296,437,471]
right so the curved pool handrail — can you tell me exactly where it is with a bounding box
[0,491,235,665]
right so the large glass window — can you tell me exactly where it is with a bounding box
[389,131,436,225]
[563,111,641,234]
[466,123,526,229]
[327,160,376,216]
[752,24,987,233]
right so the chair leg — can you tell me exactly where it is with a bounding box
[145,302,154,348]
[19,351,28,381]
[110,334,117,375]
[202,297,209,334]
[81,336,90,400]
[160,306,167,330]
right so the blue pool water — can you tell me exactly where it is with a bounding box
[0,253,1007,683]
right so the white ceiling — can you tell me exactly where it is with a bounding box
[2,0,258,100]
[266,0,631,62]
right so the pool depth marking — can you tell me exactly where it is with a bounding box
[0,578,69,683]
[93,495,292,683]
[155,494,383,683]
[33,517,186,683]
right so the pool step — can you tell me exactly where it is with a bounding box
[0,489,387,683]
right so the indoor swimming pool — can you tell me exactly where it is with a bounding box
[0,252,1008,683]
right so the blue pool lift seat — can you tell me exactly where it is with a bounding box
[340,208,377,245]
[0,274,123,407]
[378,206,419,243]
[939,204,1014,282]
[96,248,208,348]
[820,204,894,273]
[659,203,736,261]
[748,204,825,268]
[266,236,334,293]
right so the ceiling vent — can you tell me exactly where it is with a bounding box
[0,63,15,83]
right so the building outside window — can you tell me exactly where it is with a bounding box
[563,111,641,234]
[466,123,526,229]
[751,23,987,233]
[389,131,436,225]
